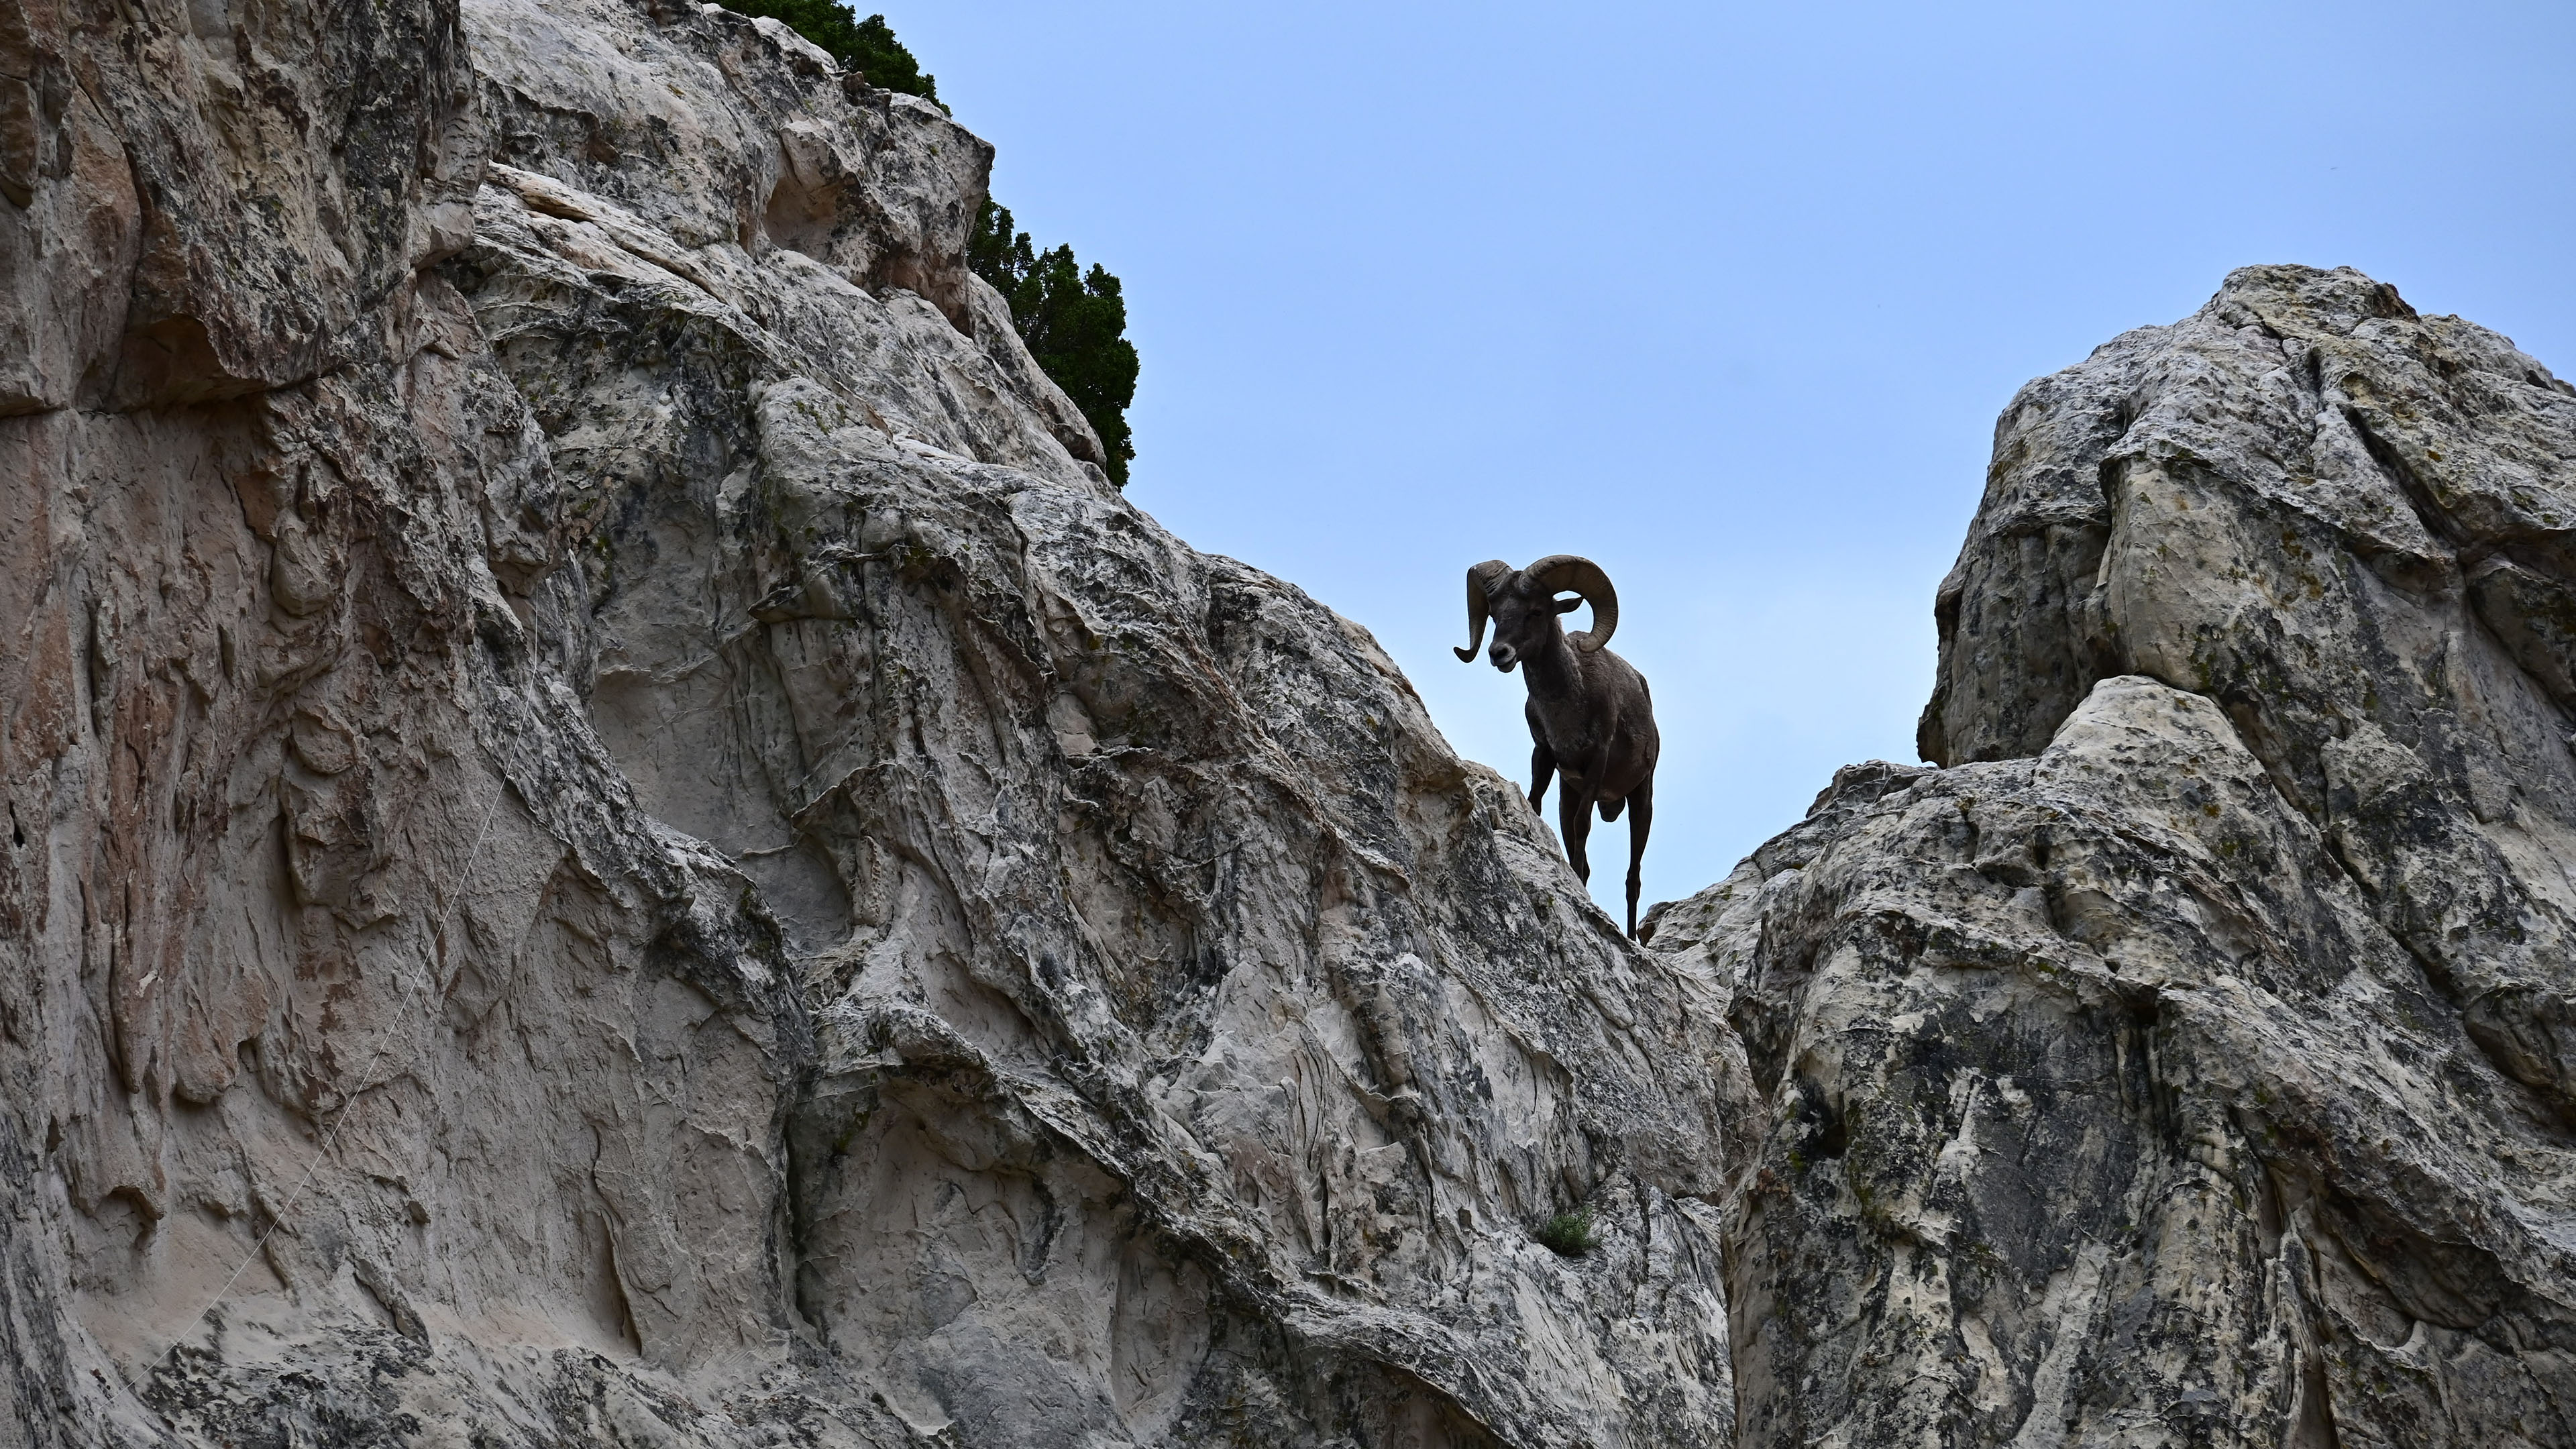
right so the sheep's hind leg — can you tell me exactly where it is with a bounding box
[1624,777,1654,940]
[1528,741,1556,812]
[1559,789,1595,885]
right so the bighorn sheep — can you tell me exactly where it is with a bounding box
[1455,556,1661,938]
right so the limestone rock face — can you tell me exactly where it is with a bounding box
[1652,267,2576,1446]
[1,0,1750,1444]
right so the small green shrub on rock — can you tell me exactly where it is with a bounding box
[1536,1208,1599,1258]
[710,0,936,99]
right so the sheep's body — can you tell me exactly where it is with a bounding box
[1456,557,1661,938]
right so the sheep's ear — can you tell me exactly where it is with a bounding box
[1556,596,1585,614]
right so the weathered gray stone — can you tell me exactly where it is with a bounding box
[1654,266,2576,1446]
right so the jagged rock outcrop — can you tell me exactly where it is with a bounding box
[1,0,1752,1444]
[1650,266,2576,1446]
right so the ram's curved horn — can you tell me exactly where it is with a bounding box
[1454,559,1513,661]
[1525,555,1618,651]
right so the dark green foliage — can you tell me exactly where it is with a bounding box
[966,201,1036,294]
[969,199,1140,486]
[1536,1208,1599,1258]
[710,0,936,100]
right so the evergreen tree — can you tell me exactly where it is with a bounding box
[710,0,936,101]
[966,199,1035,290]
[969,201,1140,486]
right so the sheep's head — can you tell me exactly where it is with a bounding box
[1454,556,1619,672]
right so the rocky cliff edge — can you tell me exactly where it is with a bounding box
[1650,265,2576,1446]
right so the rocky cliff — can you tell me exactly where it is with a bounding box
[11,0,2576,1444]
[1,0,1752,1444]
[1650,266,2576,1446]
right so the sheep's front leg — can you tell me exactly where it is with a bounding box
[1625,775,1654,939]
[1524,700,1555,812]
[1558,786,1595,884]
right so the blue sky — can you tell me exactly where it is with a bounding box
[897,1,2576,914]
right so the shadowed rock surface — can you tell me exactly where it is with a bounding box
[1,0,1752,1444]
[1649,266,2576,1446]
